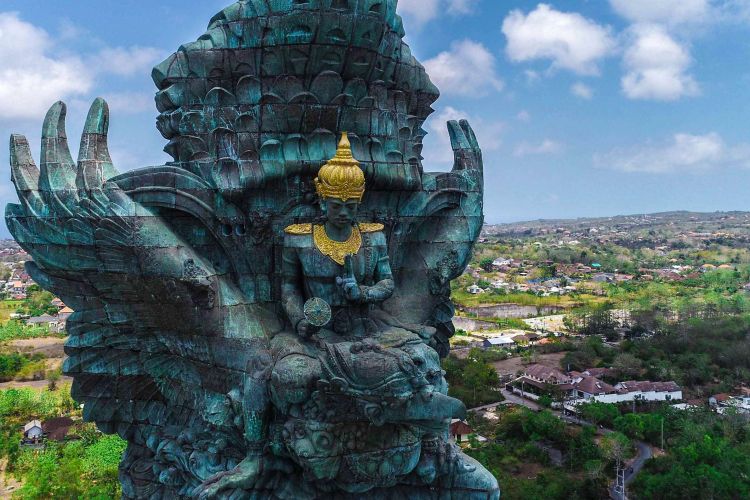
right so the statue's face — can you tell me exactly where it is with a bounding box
[322,198,359,228]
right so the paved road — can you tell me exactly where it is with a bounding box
[626,440,653,484]
[498,389,541,411]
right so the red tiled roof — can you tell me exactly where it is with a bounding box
[524,364,571,384]
[619,381,681,393]
[575,376,616,395]
[450,420,474,436]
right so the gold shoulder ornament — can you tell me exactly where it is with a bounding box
[284,223,313,235]
[313,225,362,266]
[359,223,385,233]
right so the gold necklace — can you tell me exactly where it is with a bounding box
[313,225,362,266]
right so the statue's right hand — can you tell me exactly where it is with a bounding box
[296,319,314,338]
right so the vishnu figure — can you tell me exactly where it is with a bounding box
[280,132,432,342]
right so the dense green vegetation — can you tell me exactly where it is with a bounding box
[562,313,750,398]
[0,386,127,499]
[443,348,503,408]
[0,321,56,343]
[467,406,628,499]
[14,287,58,318]
[0,353,46,382]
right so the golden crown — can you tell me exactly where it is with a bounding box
[315,132,366,202]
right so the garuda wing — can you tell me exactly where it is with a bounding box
[5,99,280,496]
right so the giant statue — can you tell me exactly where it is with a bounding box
[6,1,498,498]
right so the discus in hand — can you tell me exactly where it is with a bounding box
[304,297,331,327]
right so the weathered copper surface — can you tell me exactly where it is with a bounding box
[6,1,496,498]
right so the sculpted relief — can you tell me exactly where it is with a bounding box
[7,1,498,498]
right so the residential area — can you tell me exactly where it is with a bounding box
[445,212,750,499]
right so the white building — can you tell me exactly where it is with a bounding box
[23,420,43,441]
[483,336,515,349]
[567,380,683,408]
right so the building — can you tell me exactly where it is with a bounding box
[23,420,43,443]
[483,336,515,349]
[573,376,617,400]
[491,258,513,270]
[450,419,486,445]
[711,394,750,415]
[507,364,573,401]
[466,284,484,294]
[26,314,63,333]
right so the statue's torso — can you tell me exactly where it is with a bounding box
[283,223,388,308]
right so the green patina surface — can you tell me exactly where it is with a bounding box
[6,1,497,498]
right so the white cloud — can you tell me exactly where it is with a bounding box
[0,12,163,121]
[621,25,699,101]
[398,0,478,27]
[514,139,563,157]
[447,0,479,15]
[423,106,504,165]
[423,39,504,96]
[502,4,616,75]
[517,110,531,122]
[88,46,164,77]
[0,12,92,120]
[571,82,594,99]
[597,132,750,173]
[609,0,710,26]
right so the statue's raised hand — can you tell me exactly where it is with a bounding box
[336,254,361,302]
[448,119,483,173]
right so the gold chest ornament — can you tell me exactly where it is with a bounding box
[312,224,362,266]
[284,223,385,266]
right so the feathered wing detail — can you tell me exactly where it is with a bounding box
[6,99,280,494]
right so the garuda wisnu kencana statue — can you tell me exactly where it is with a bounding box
[6,1,497,498]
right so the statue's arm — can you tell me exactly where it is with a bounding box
[360,232,395,304]
[281,243,306,332]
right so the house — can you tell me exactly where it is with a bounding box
[614,381,683,403]
[450,419,486,445]
[491,258,513,270]
[26,314,62,332]
[564,378,683,407]
[709,393,732,407]
[483,336,515,349]
[466,284,484,295]
[51,298,65,309]
[573,376,617,400]
[508,364,573,401]
[57,307,74,330]
[592,273,615,283]
[523,364,571,385]
[710,394,750,415]
[490,280,509,290]
[23,420,43,443]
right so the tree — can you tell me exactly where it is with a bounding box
[600,432,631,467]
[479,258,494,272]
[47,369,61,391]
[612,353,643,379]
[580,402,620,427]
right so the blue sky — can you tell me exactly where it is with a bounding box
[2,0,750,235]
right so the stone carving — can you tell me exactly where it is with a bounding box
[6,1,495,498]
